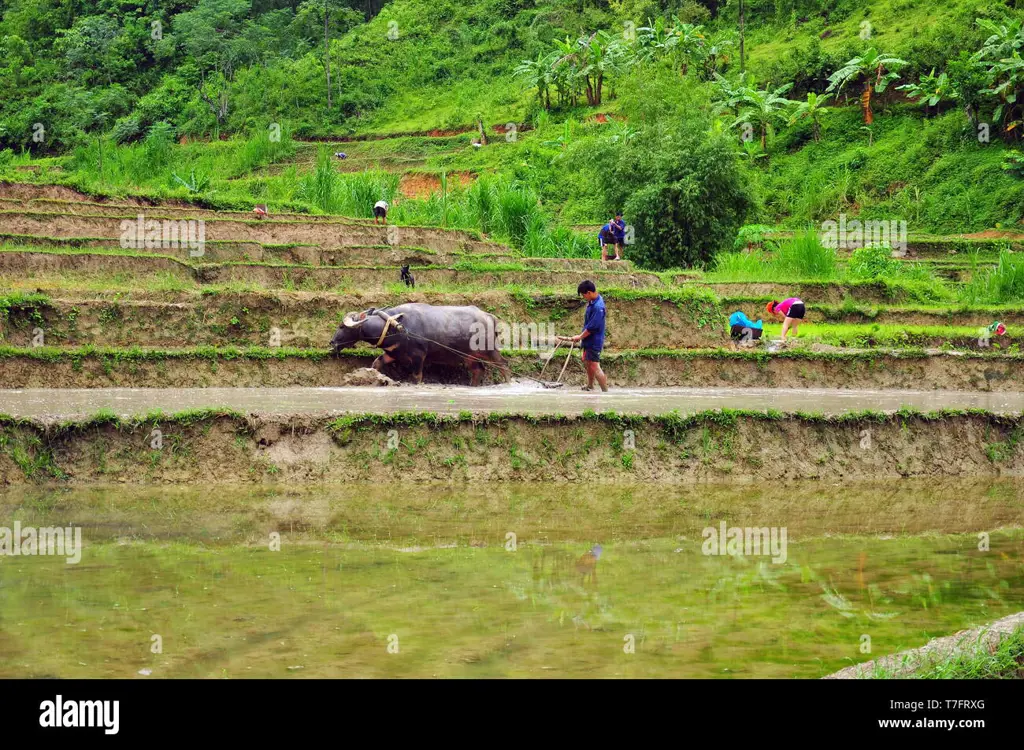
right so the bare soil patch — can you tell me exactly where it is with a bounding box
[399,171,475,199]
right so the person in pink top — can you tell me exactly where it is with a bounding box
[767,297,805,341]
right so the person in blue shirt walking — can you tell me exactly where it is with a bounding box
[558,280,609,392]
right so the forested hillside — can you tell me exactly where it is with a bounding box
[3,0,1024,266]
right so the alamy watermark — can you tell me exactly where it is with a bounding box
[702,522,787,564]
[120,214,205,257]
[820,213,907,255]
[0,522,82,563]
[469,319,556,351]
[39,695,118,734]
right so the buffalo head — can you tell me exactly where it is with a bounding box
[330,309,376,353]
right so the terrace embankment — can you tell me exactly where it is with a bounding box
[0,289,723,349]
[707,281,938,304]
[5,288,1021,350]
[0,210,499,253]
[2,348,1024,389]
[0,234,628,270]
[0,249,659,291]
[771,303,1024,328]
[825,611,1024,679]
[2,409,1024,485]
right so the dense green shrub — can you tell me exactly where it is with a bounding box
[848,245,902,280]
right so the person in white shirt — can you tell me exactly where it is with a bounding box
[374,199,389,225]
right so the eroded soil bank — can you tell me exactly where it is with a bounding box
[2,349,1023,389]
[3,410,1024,484]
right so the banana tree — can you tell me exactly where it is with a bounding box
[636,17,673,65]
[731,82,794,150]
[826,47,908,124]
[542,119,575,150]
[709,70,757,117]
[975,18,1024,62]
[983,52,1024,136]
[788,91,831,141]
[576,31,620,106]
[699,32,735,79]
[668,18,706,76]
[897,68,958,117]
[551,36,583,108]
[514,51,556,110]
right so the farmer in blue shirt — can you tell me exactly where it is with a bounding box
[597,212,626,261]
[558,280,609,392]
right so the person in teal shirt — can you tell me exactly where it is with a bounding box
[729,311,763,343]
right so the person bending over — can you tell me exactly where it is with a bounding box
[767,297,805,341]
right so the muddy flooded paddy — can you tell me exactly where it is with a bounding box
[5,384,1024,420]
[1,480,1021,678]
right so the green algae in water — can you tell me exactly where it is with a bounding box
[0,481,1022,678]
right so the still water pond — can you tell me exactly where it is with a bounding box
[1,481,1022,678]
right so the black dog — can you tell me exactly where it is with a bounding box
[400,265,415,288]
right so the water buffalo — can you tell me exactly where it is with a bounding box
[330,303,511,385]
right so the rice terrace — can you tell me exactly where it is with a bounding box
[0,0,1023,727]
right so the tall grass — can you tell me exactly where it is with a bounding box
[775,230,838,278]
[67,125,296,194]
[710,230,837,281]
[392,173,591,257]
[960,249,1024,304]
[297,148,399,215]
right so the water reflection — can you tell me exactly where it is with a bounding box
[0,481,1021,678]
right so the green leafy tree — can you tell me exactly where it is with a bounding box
[587,111,752,268]
[947,51,990,127]
[0,34,33,88]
